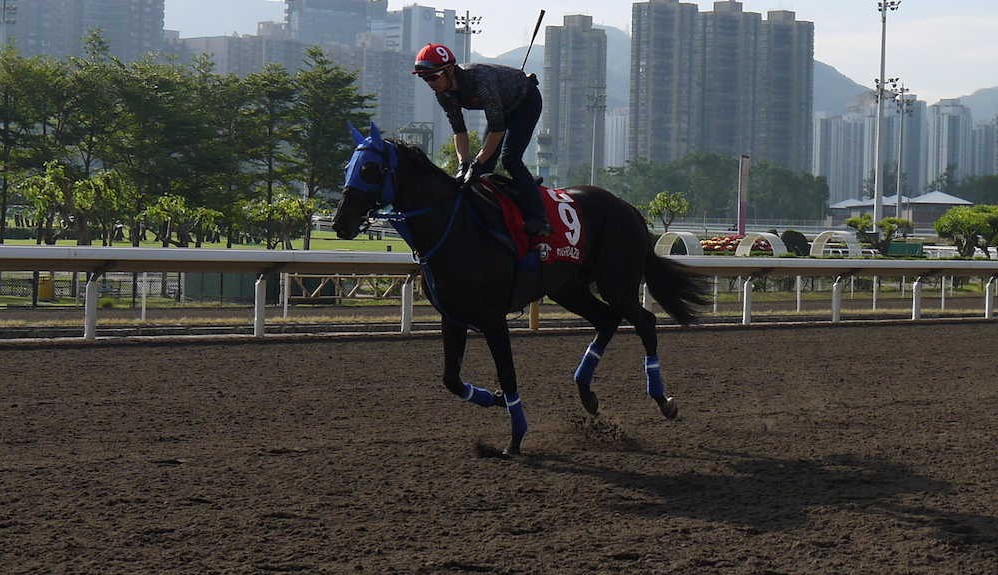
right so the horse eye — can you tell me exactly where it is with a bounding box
[360,163,384,185]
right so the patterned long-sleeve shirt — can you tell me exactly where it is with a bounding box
[435,63,534,134]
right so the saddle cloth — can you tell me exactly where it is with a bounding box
[479,179,586,265]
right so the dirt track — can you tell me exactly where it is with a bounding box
[1,323,996,574]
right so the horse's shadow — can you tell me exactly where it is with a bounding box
[520,448,998,550]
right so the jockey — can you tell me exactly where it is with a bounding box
[414,43,552,237]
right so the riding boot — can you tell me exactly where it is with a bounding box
[503,393,528,455]
[517,187,551,237]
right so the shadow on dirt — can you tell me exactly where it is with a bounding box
[521,449,998,550]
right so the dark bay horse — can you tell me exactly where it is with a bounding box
[332,124,707,455]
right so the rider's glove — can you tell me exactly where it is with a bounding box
[462,160,484,186]
[454,159,471,181]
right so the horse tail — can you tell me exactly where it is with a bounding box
[643,239,709,325]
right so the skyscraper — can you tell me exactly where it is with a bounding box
[285,0,387,48]
[541,15,607,182]
[697,1,759,160]
[926,99,973,185]
[11,0,163,62]
[753,10,814,172]
[630,1,813,172]
[629,0,700,164]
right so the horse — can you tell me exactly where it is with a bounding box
[332,123,708,455]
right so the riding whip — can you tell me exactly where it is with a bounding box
[520,9,546,71]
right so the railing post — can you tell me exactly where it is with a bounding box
[84,271,101,340]
[140,272,148,322]
[940,276,947,311]
[831,275,844,323]
[795,275,802,312]
[282,272,290,319]
[254,274,266,338]
[911,276,923,320]
[401,275,414,334]
[529,300,540,331]
[742,276,754,325]
[986,276,996,319]
[712,275,719,314]
[872,276,879,311]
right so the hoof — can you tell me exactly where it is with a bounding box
[654,395,679,420]
[578,387,599,416]
[503,438,523,456]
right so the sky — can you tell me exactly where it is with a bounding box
[164,0,998,104]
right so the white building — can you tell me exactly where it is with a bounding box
[605,108,630,168]
[926,98,974,185]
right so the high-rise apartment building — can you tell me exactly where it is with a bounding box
[541,15,607,182]
[285,0,387,48]
[629,0,700,164]
[630,1,813,172]
[752,10,813,172]
[813,92,927,204]
[11,0,163,61]
[605,108,630,168]
[926,99,974,185]
[697,1,759,160]
[972,119,997,177]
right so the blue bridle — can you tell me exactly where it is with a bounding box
[344,122,466,318]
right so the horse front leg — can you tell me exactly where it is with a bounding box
[482,321,527,455]
[442,319,501,408]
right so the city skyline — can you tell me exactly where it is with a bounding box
[163,0,998,105]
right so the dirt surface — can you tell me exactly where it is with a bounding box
[1,323,996,574]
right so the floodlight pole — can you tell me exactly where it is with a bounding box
[895,82,911,221]
[873,1,901,226]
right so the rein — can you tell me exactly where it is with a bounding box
[363,144,468,325]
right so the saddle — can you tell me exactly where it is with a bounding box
[467,174,586,312]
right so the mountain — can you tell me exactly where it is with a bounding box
[956,87,998,122]
[813,61,868,116]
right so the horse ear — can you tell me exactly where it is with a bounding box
[348,122,365,146]
[369,122,382,143]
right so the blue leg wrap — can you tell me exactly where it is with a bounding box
[573,342,605,387]
[645,355,665,398]
[505,393,528,445]
[461,383,497,408]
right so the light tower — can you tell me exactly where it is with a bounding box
[872,0,902,225]
[455,11,482,64]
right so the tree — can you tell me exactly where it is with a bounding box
[244,64,297,249]
[289,47,372,250]
[17,161,66,244]
[437,130,482,175]
[0,48,41,243]
[934,205,998,258]
[646,190,690,231]
[845,213,913,255]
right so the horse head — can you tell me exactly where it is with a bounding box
[332,122,399,240]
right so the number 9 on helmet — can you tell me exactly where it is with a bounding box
[413,43,456,76]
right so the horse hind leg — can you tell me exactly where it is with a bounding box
[550,284,622,416]
[620,303,678,420]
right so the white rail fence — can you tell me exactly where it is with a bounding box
[2,246,998,340]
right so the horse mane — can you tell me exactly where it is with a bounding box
[388,139,453,181]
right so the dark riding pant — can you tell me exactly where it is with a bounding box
[481,86,546,224]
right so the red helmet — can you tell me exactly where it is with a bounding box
[413,43,456,75]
